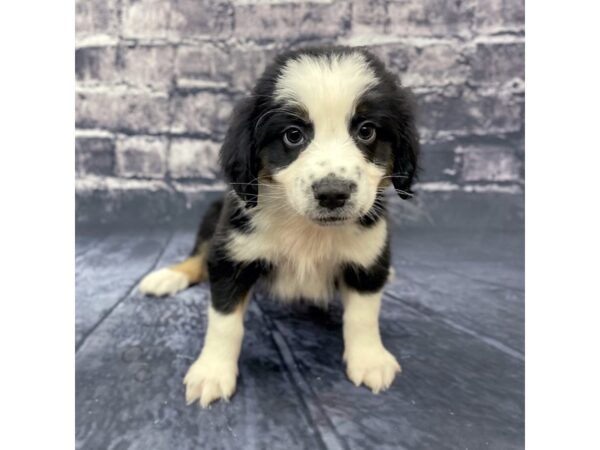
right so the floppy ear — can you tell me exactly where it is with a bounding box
[219,97,260,208]
[391,88,420,200]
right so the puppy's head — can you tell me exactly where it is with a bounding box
[221,47,419,225]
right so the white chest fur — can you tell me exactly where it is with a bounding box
[226,203,387,304]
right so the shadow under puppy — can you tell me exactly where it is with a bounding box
[140,46,419,407]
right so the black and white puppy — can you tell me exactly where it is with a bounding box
[140,46,419,407]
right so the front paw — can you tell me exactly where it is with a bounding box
[139,268,189,297]
[344,345,401,394]
[183,356,238,408]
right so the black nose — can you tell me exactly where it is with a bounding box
[312,178,357,210]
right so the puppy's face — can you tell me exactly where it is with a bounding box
[221,48,419,224]
[260,53,388,224]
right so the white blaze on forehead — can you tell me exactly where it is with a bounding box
[271,52,384,221]
[274,52,378,133]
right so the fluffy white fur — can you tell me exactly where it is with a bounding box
[273,53,383,220]
[227,194,387,304]
[341,287,401,393]
[274,53,377,122]
[138,268,189,297]
[184,301,247,408]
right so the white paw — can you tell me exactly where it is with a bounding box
[344,345,401,394]
[183,355,238,408]
[139,268,189,297]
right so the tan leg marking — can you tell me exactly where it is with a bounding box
[170,254,206,285]
[139,245,208,297]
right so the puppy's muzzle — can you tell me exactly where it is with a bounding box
[312,176,357,210]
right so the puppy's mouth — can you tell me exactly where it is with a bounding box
[313,215,351,226]
[310,206,361,226]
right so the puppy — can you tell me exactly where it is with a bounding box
[140,46,419,407]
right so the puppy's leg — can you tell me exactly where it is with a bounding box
[140,199,224,297]
[138,252,206,297]
[184,240,267,407]
[341,287,401,393]
[184,296,248,408]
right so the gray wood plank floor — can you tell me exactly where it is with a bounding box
[76,224,524,450]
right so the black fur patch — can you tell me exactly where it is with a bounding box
[359,51,420,199]
[190,199,223,256]
[207,241,271,314]
[342,242,390,293]
[258,109,314,174]
[228,199,254,233]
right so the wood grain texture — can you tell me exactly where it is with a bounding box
[76,223,524,449]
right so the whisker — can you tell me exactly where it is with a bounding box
[380,174,410,180]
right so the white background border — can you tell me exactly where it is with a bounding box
[1,1,600,448]
[0,2,75,448]
[526,1,600,448]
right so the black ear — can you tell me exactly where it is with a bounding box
[219,97,259,208]
[391,87,420,200]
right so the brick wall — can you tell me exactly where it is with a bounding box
[75,0,524,225]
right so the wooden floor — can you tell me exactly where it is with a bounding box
[76,223,524,450]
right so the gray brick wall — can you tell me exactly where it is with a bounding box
[75,0,524,224]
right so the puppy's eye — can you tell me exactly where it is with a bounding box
[283,127,305,148]
[356,122,376,144]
